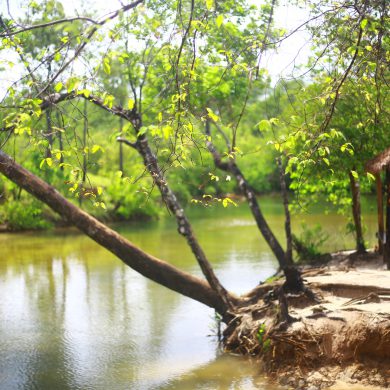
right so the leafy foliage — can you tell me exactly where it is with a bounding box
[292,223,330,263]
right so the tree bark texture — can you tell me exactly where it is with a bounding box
[348,170,366,254]
[205,121,288,269]
[0,150,232,315]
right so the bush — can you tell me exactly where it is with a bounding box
[103,175,159,221]
[1,200,53,231]
[292,223,329,263]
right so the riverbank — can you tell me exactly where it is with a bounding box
[224,251,390,389]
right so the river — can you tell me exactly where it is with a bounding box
[0,196,378,389]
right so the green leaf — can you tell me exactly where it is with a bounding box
[351,170,358,179]
[216,15,224,28]
[206,0,213,10]
[206,107,219,122]
[360,19,368,29]
[138,126,148,136]
[91,144,102,154]
[78,89,91,97]
[66,77,80,92]
[222,197,237,208]
[128,99,135,110]
[366,172,375,182]
[103,58,111,75]
[257,119,271,132]
[54,82,63,92]
[162,125,172,139]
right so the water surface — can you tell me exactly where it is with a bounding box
[0,196,377,389]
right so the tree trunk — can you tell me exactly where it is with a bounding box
[384,167,390,269]
[56,111,64,171]
[0,150,233,316]
[348,170,366,254]
[73,93,234,311]
[129,134,234,311]
[45,110,53,158]
[82,98,88,184]
[375,173,384,254]
[277,156,293,264]
[205,121,288,269]
[119,115,124,173]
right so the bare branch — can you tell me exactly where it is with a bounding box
[116,137,137,149]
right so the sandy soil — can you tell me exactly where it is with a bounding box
[224,251,390,389]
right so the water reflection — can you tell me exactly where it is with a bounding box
[0,198,376,389]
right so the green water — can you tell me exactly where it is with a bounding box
[0,196,378,389]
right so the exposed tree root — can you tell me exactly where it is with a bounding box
[223,271,390,389]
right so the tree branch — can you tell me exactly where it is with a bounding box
[0,16,99,38]
[116,137,137,149]
[0,149,233,315]
[37,0,144,96]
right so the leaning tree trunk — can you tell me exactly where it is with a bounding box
[204,121,309,294]
[348,170,366,254]
[0,150,234,316]
[76,94,234,311]
[120,133,234,311]
[205,121,289,269]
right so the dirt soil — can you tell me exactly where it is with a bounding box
[224,251,390,389]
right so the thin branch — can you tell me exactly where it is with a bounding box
[117,137,137,149]
[0,17,99,38]
[320,25,363,133]
[255,0,276,78]
[37,0,144,96]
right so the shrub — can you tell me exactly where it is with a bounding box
[1,200,53,231]
[103,175,159,221]
[292,223,329,263]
